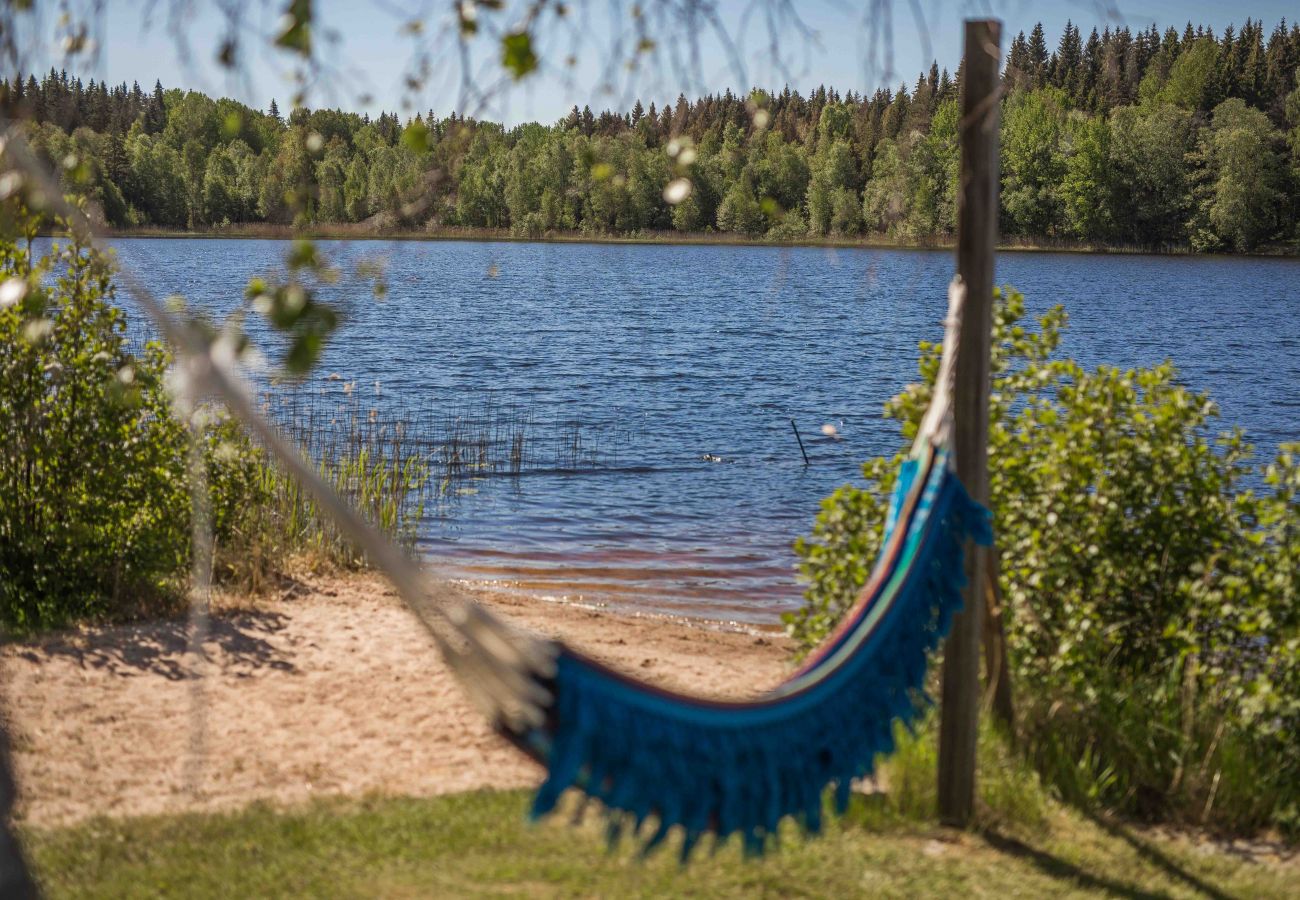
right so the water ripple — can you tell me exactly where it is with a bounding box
[105,239,1300,623]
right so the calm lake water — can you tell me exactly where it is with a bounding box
[106,238,1300,624]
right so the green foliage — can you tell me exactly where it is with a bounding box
[1156,38,1220,110]
[1188,99,1287,252]
[274,0,313,56]
[0,212,424,630]
[203,414,430,586]
[5,16,1300,250]
[501,31,539,80]
[0,218,189,630]
[789,287,1300,832]
[861,138,906,233]
[715,174,764,235]
[1108,104,1196,245]
[806,139,859,236]
[1000,88,1067,236]
[1059,114,1116,241]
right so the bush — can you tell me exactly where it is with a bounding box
[788,287,1299,833]
[0,220,190,630]
[1,212,429,630]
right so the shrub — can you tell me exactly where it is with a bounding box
[0,219,189,630]
[1,211,429,630]
[788,287,1299,833]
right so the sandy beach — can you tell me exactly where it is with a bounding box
[0,571,791,827]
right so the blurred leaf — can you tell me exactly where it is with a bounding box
[217,38,238,68]
[501,31,538,79]
[275,0,313,55]
[221,112,242,140]
[286,239,318,271]
[401,122,431,154]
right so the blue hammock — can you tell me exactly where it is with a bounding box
[446,283,991,856]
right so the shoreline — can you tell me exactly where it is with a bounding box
[86,223,1300,259]
[0,570,791,827]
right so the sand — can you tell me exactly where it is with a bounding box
[0,572,791,827]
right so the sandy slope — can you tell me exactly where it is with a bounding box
[0,572,790,827]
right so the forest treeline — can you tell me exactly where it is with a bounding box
[5,18,1300,252]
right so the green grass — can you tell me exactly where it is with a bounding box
[22,783,1296,898]
[22,719,1297,897]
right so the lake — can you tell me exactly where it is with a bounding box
[107,238,1300,624]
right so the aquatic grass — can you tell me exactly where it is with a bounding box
[266,380,642,487]
[209,403,431,585]
[212,380,647,586]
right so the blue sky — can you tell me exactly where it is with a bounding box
[18,0,1300,124]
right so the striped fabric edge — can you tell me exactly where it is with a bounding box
[546,440,958,716]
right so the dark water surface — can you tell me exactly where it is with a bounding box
[108,239,1300,623]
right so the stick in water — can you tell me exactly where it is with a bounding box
[790,419,810,466]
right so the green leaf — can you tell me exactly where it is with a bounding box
[501,31,538,79]
[275,0,313,56]
[401,122,431,154]
[285,331,322,375]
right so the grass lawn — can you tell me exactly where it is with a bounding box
[21,787,1296,899]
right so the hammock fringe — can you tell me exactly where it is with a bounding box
[529,467,991,857]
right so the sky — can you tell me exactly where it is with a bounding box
[15,0,1300,125]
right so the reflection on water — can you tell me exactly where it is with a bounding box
[106,238,1300,623]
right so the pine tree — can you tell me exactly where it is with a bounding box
[7,75,25,118]
[1122,28,1144,103]
[268,97,281,122]
[1242,20,1266,106]
[1263,20,1295,120]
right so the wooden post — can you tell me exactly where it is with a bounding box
[938,18,1001,828]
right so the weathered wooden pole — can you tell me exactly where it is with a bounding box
[938,17,1001,828]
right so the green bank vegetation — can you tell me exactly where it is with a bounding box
[6,18,1300,253]
[791,289,1300,836]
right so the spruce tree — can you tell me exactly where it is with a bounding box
[144,79,165,133]
[1028,23,1050,87]
[1007,30,1029,87]
[1083,28,1103,109]
[1054,21,1083,99]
